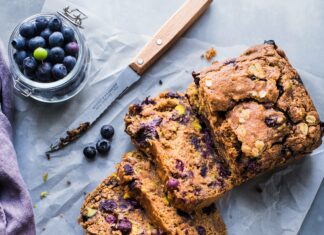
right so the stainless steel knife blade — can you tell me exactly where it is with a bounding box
[46,0,212,154]
[46,66,140,153]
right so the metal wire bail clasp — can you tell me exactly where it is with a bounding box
[13,79,32,97]
[57,6,88,28]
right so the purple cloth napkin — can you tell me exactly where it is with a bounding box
[0,42,35,235]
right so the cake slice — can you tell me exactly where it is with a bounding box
[187,42,323,181]
[124,92,233,212]
[78,174,164,235]
[117,151,227,235]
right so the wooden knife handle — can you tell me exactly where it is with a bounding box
[129,0,212,75]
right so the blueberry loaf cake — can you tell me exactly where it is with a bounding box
[187,42,323,181]
[78,174,164,234]
[117,151,227,235]
[124,92,233,212]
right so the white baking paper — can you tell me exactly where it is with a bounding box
[12,0,324,234]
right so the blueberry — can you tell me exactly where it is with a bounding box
[61,26,75,42]
[48,32,64,47]
[117,218,132,234]
[192,71,200,86]
[48,16,62,31]
[134,125,158,146]
[52,64,67,80]
[48,47,65,63]
[96,139,111,154]
[264,40,277,48]
[123,164,134,175]
[100,199,117,213]
[166,178,179,190]
[202,204,216,215]
[11,37,26,50]
[65,41,79,56]
[23,56,37,73]
[83,146,96,159]
[190,136,201,151]
[40,28,52,41]
[14,50,28,65]
[200,165,208,177]
[35,16,48,32]
[129,104,143,115]
[265,115,278,127]
[100,125,115,139]
[23,69,35,79]
[36,62,52,82]
[196,226,206,235]
[105,214,117,224]
[63,56,77,71]
[175,159,184,172]
[28,36,46,51]
[19,22,36,38]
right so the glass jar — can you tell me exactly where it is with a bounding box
[8,13,90,103]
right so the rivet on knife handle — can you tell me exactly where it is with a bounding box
[130,0,212,75]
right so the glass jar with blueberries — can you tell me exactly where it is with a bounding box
[8,13,90,103]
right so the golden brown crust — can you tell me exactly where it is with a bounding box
[188,43,322,180]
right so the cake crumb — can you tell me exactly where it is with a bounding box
[203,47,217,61]
[43,172,48,183]
[40,191,48,199]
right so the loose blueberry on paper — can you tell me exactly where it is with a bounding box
[12,15,79,83]
[83,125,115,159]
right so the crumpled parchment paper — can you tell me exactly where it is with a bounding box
[12,0,324,234]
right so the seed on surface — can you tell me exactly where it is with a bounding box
[205,78,213,87]
[239,117,246,124]
[236,126,246,137]
[255,140,265,152]
[306,115,317,125]
[251,147,260,157]
[175,104,186,115]
[86,207,97,218]
[248,63,266,79]
[192,119,202,131]
[241,144,251,153]
[259,90,267,98]
[298,123,309,136]
[241,109,250,119]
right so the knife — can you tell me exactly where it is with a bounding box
[46,0,212,154]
